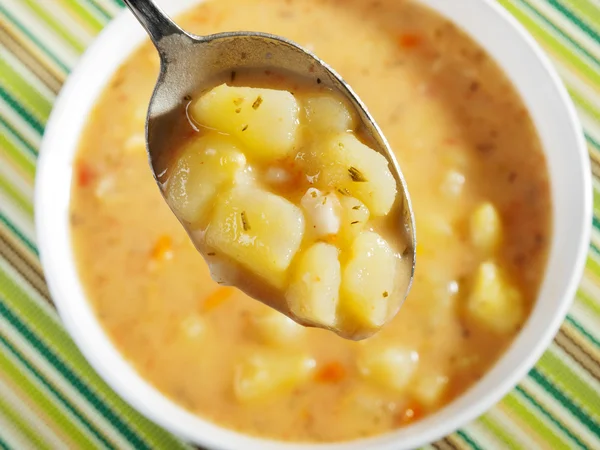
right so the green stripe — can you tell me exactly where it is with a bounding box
[0,211,37,255]
[0,393,54,450]
[478,414,523,448]
[0,54,52,122]
[497,0,600,87]
[547,0,600,45]
[0,171,33,217]
[456,430,482,450]
[565,315,600,348]
[0,114,38,156]
[538,350,600,420]
[567,85,600,122]
[530,368,600,439]
[577,288,600,318]
[0,86,44,134]
[0,435,13,450]
[518,0,600,69]
[84,0,118,20]
[0,330,114,449]
[0,5,70,73]
[502,394,572,449]
[0,264,190,450]
[58,0,106,33]
[21,0,85,53]
[0,131,36,181]
[516,384,587,449]
[563,0,600,32]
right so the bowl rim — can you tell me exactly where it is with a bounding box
[34,0,592,449]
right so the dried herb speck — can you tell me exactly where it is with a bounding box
[317,78,321,84]
[348,166,368,182]
[233,97,244,106]
[252,96,263,109]
[207,252,216,256]
[352,205,361,210]
[337,187,351,196]
[351,221,360,225]
[235,108,241,114]
[241,211,250,231]
[242,124,249,132]
[383,291,389,298]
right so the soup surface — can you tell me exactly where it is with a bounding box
[71,0,551,442]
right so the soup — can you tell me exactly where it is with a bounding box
[70,0,551,443]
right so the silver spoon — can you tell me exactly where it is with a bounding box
[123,0,416,336]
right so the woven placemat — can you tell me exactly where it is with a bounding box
[0,0,598,448]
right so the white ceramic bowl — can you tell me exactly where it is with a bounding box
[35,0,591,449]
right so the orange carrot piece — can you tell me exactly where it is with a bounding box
[151,235,173,261]
[76,161,96,187]
[394,401,424,426]
[397,33,422,49]
[201,286,234,312]
[315,361,347,383]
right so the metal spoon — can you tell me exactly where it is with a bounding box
[123,0,416,335]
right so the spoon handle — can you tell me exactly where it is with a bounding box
[122,0,185,46]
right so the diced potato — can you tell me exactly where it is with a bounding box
[205,186,305,288]
[179,314,206,339]
[303,94,357,133]
[412,373,448,406]
[466,262,524,333]
[338,196,370,247]
[440,169,465,197]
[357,345,419,392]
[312,133,397,216]
[233,351,315,402]
[300,188,341,238]
[470,202,502,254]
[339,231,397,329]
[165,133,246,225]
[286,242,341,327]
[249,307,305,346]
[190,84,299,160]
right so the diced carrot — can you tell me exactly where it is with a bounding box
[394,401,424,426]
[201,286,234,312]
[397,33,422,49]
[315,361,346,383]
[151,235,173,261]
[76,161,96,187]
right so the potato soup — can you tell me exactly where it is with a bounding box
[70,0,551,443]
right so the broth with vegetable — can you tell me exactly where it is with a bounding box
[71,0,550,442]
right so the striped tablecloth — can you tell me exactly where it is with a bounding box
[0,0,599,449]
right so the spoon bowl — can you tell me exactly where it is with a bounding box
[124,0,416,330]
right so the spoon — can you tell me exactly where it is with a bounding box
[123,0,417,330]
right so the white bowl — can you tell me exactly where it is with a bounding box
[35,0,591,449]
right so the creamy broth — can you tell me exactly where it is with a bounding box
[71,0,550,442]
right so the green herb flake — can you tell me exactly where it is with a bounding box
[252,96,263,109]
[348,166,368,182]
[233,97,244,106]
[352,205,361,210]
[383,291,389,298]
[337,188,351,196]
[241,211,250,231]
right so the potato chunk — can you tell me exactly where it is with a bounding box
[470,202,502,254]
[312,133,396,216]
[234,351,315,402]
[286,242,341,327]
[339,231,397,329]
[165,133,246,224]
[205,187,305,288]
[357,345,419,392]
[338,196,370,247]
[413,373,448,406]
[190,84,299,160]
[300,188,341,238]
[249,307,305,347]
[466,262,524,333]
[303,94,357,133]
